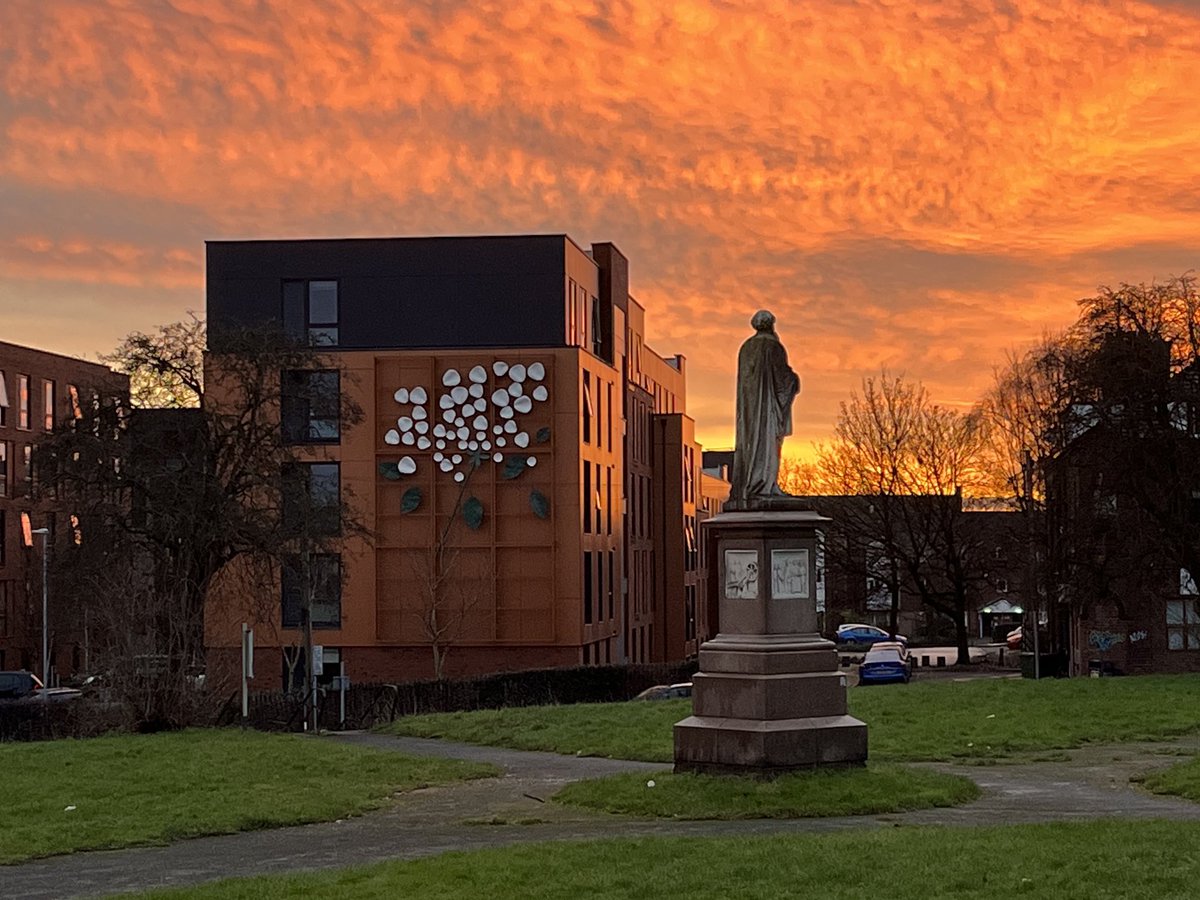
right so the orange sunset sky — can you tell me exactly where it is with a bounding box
[2,0,1199,453]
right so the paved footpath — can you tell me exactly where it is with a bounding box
[6,732,1200,899]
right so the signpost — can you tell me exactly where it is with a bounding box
[240,624,255,724]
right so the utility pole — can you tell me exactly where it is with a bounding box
[301,548,317,733]
[31,528,50,696]
[1022,449,1040,680]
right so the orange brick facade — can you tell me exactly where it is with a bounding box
[0,341,127,678]
[204,236,726,688]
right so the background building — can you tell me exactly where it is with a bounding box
[0,341,127,678]
[205,235,724,686]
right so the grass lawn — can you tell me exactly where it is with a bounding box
[1137,755,1200,801]
[0,729,497,864]
[382,674,1200,763]
[553,764,979,819]
[135,820,1200,899]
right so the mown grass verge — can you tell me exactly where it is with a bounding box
[0,729,497,864]
[381,674,1200,763]
[136,820,1200,899]
[553,763,979,819]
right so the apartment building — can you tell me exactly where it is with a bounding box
[0,341,127,677]
[204,235,722,686]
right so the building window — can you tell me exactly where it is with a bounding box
[583,371,593,444]
[282,370,340,443]
[1169,570,1200,650]
[591,295,603,357]
[0,510,5,567]
[607,549,615,620]
[283,462,341,536]
[583,462,592,534]
[17,375,30,430]
[42,380,55,431]
[606,467,612,535]
[595,377,603,446]
[283,280,339,346]
[0,371,7,427]
[0,441,7,498]
[1167,598,1200,650]
[583,551,594,625]
[67,385,82,421]
[594,463,602,534]
[281,554,342,628]
[22,445,32,497]
[0,581,8,635]
[606,382,613,451]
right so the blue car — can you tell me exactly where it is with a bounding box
[858,647,911,685]
[836,623,908,648]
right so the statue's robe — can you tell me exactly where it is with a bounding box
[730,330,800,501]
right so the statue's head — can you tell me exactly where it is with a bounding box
[750,309,775,333]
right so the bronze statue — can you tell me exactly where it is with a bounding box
[729,310,799,505]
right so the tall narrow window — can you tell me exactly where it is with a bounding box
[67,385,82,421]
[283,462,341,536]
[583,551,593,624]
[606,467,612,535]
[282,371,340,443]
[22,445,32,497]
[591,295,603,357]
[596,377,603,446]
[595,463,602,534]
[17,375,29,430]
[583,461,592,534]
[582,371,592,444]
[281,554,342,627]
[606,383,613,451]
[0,441,7,498]
[283,280,339,346]
[607,550,615,620]
[0,371,8,427]
[42,380,55,431]
[0,510,6,567]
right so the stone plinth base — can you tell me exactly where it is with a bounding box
[673,714,868,774]
[673,506,867,775]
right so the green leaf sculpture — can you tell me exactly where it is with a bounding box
[530,489,550,520]
[400,486,422,513]
[502,455,528,480]
[463,496,485,530]
[378,462,402,481]
[535,426,551,445]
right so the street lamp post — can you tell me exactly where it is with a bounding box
[30,527,50,698]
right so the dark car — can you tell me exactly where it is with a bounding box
[0,671,42,699]
[858,647,911,685]
[836,624,908,648]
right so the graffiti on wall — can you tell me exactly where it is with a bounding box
[1087,630,1125,652]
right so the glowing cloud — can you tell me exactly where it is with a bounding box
[3,0,1200,448]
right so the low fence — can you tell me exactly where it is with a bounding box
[218,660,701,732]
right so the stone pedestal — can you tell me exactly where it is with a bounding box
[674,506,867,774]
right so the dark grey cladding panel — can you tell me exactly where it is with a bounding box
[206,235,571,350]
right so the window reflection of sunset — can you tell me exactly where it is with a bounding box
[3,0,1199,450]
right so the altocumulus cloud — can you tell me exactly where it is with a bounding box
[2,0,1200,447]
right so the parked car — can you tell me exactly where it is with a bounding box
[0,670,43,699]
[34,687,84,703]
[633,682,693,701]
[871,641,911,666]
[836,624,908,648]
[858,646,911,685]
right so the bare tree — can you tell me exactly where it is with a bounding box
[405,456,491,680]
[813,373,992,663]
[36,318,366,729]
